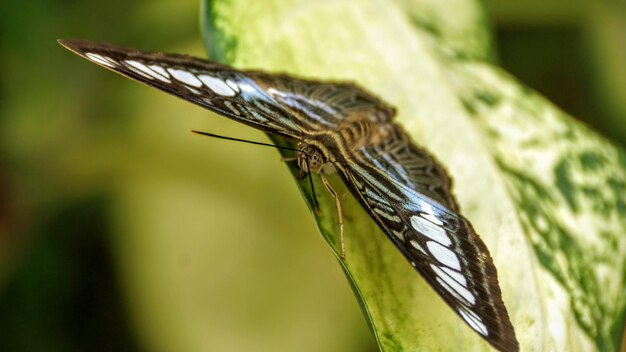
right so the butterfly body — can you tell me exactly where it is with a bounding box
[59,39,519,352]
[297,119,387,173]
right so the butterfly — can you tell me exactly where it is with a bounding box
[59,39,518,351]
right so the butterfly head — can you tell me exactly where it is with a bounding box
[297,144,327,179]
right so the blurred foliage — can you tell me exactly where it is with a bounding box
[488,0,626,147]
[0,197,140,352]
[0,0,624,351]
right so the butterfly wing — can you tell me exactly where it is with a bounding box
[334,139,518,352]
[252,72,396,129]
[59,39,309,139]
[356,124,460,210]
[59,39,394,139]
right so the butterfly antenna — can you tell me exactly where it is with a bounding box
[305,158,320,211]
[191,130,303,153]
[193,130,320,210]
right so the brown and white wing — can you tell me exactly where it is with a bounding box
[251,72,396,131]
[59,39,395,138]
[356,124,459,210]
[59,39,307,139]
[335,144,518,352]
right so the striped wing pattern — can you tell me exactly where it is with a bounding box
[337,141,518,351]
[59,40,394,137]
[59,39,518,351]
[355,124,459,210]
[254,72,396,126]
[59,40,305,139]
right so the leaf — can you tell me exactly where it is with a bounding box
[202,0,626,350]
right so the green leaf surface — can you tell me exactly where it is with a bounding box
[202,0,626,350]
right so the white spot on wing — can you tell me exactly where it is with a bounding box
[411,215,451,246]
[373,208,401,222]
[421,212,444,226]
[420,201,436,215]
[124,63,153,80]
[459,308,488,336]
[440,265,467,286]
[267,87,282,96]
[391,230,404,241]
[226,79,240,92]
[238,82,257,93]
[149,65,169,78]
[409,239,427,254]
[436,277,472,305]
[167,68,203,87]
[198,74,236,97]
[125,60,170,82]
[431,264,475,305]
[223,101,240,115]
[419,202,444,225]
[426,241,460,270]
[187,87,201,94]
[85,53,116,68]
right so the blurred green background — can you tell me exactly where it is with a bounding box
[0,0,624,351]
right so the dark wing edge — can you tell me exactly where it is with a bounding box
[335,159,519,352]
[58,39,304,139]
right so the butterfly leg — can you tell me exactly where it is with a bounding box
[340,191,353,221]
[321,173,345,260]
